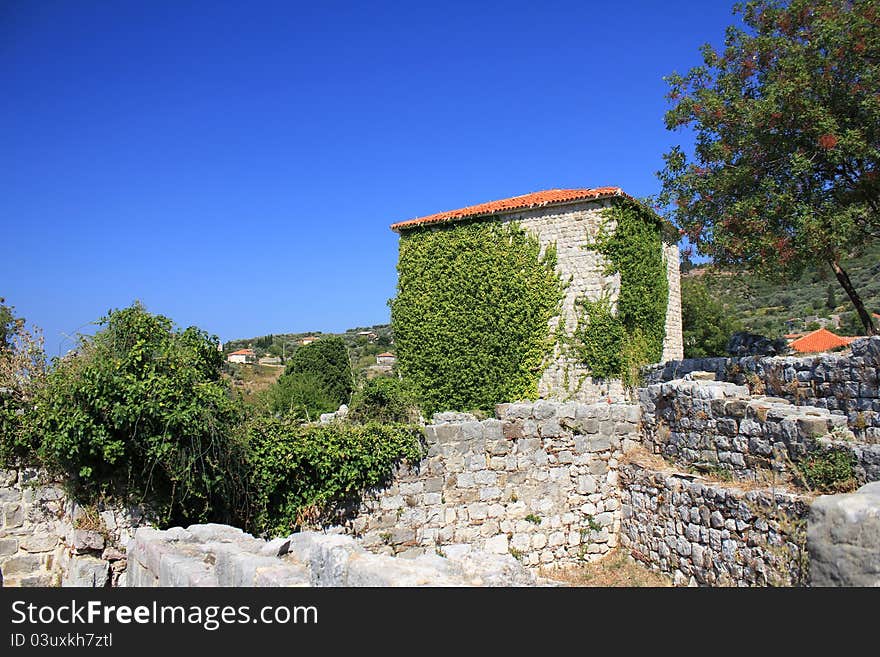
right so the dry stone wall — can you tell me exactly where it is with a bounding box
[643,337,880,441]
[336,400,640,567]
[639,378,856,481]
[620,462,810,586]
[0,467,148,587]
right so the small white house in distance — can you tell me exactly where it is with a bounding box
[376,352,396,365]
[227,348,256,364]
[299,336,319,346]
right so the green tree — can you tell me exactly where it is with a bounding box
[32,302,246,525]
[681,277,743,357]
[265,371,337,421]
[826,284,838,310]
[0,298,46,464]
[658,0,880,335]
[282,336,353,408]
[348,377,421,424]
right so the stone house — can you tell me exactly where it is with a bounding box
[227,348,256,364]
[391,187,683,402]
[376,352,396,365]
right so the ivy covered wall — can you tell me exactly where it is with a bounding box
[574,198,670,386]
[390,195,681,410]
[390,221,562,415]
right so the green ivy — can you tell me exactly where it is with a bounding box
[390,221,562,415]
[244,418,424,537]
[575,198,669,385]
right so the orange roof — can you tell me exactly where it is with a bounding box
[377,352,395,358]
[229,349,255,355]
[788,328,855,353]
[390,187,630,232]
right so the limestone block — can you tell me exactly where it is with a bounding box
[62,555,109,587]
[808,482,880,586]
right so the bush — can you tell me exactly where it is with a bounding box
[681,277,743,358]
[32,303,247,526]
[243,418,424,536]
[0,298,46,466]
[264,371,338,421]
[348,377,421,424]
[796,448,857,493]
[282,336,353,408]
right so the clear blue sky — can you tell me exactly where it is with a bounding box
[2,1,738,356]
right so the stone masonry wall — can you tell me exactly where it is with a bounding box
[459,198,682,403]
[620,462,810,586]
[639,378,856,482]
[0,468,148,587]
[642,336,880,441]
[336,400,640,568]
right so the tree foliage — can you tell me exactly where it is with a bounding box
[390,221,562,415]
[0,298,46,464]
[658,0,880,334]
[281,336,353,410]
[244,418,423,536]
[32,302,247,525]
[347,377,421,424]
[681,276,744,357]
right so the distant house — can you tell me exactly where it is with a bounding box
[299,336,319,346]
[376,352,396,365]
[788,328,855,354]
[227,348,256,364]
[357,331,378,341]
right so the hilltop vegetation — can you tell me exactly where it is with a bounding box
[684,241,880,341]
[223,324,393,378]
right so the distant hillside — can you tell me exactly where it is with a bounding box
[223,323,394,379]
[685,241,880,339]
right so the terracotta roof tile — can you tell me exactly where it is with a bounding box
[788,328,855,354]
[390,187,630,232]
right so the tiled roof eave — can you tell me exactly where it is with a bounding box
[390,188,631,233]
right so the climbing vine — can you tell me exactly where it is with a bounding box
[574,198,669,386]
[390,221,562,415]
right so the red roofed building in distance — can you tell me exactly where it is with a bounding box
[227,348,256,364]
[376,352,396,365]
[390,188,684,402]
[788,328,856,354]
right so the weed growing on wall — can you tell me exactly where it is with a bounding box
[575,199,669,385]
[391,221,562,415]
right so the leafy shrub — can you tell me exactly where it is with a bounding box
[0,298,46,466]
[264,371,338,421]
[243,418,424,536]
[282,336,353,408]
[681,277,743,357]
[796,448,857,493]
[32,303,247,525]
[348,377,421,424]
[391,221,562,415]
